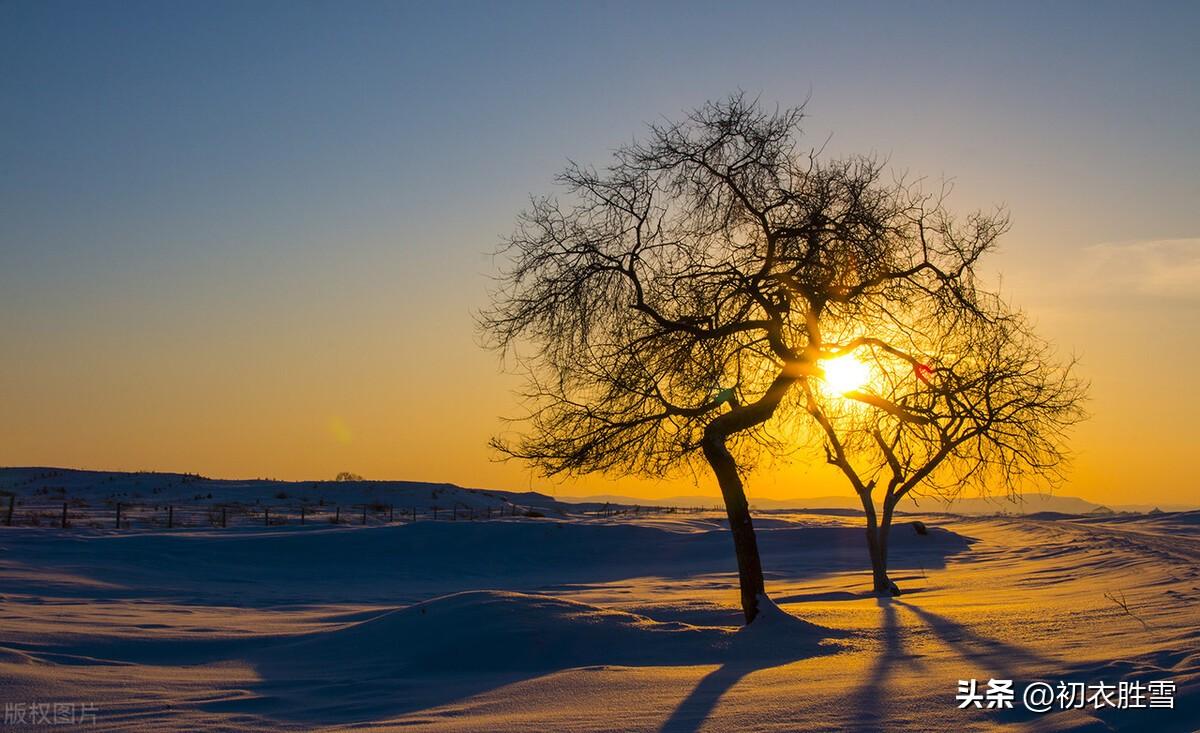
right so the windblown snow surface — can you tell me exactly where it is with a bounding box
[0,507,1196,731]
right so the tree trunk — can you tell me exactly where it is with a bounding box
[702,434,765,624]
[697,371,797,624]
[878,494,899,594]
[858,489,900,596]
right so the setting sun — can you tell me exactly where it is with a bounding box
[819,354,871,396]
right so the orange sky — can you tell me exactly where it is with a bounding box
[3,230,1196,507]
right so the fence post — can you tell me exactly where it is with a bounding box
[168,505,174,529]
[389,504,394,522]
[265,507,270,527]
[61,501,68,529]
[362,505,367,525]
[221,506,227,528]
[6,495,13,526]
[411,507,416,522]
[335,506,341,524]
[115,502,121,529]
[300,506,306,525]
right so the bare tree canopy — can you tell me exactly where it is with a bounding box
[481,93,1082,621]
[805,297,1087,593]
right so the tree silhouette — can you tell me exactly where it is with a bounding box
[482,94,1010,623]
[803,296,1086,594]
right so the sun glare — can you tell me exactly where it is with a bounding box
[819,354,871,397]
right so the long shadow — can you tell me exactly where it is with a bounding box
[842,597,925,730]
[894,600,1056,674]
[891,600,1079,730]
[657,613,846,733]
[14,611,838,731]
[657,662,760,733]
[190,593,846,727]
[842,598,1059,730]
[895,601,1199,731]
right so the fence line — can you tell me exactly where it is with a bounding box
[0,496,717,530]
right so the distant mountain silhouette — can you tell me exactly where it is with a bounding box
[2,467,1192,515]
[559,492,1197,515]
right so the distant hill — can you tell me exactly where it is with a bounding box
[559,491,1197,515]
[3,467,1192,517]
[0,466,570,515]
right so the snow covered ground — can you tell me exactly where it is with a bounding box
[0,481,1196,731]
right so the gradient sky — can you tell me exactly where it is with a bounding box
[3,1,1198,506]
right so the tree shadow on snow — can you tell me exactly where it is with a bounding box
[841,597,927,730]
[895,600,1056,675]
[193,591,845,728]
[656,605,847,733]
[842,597,1059,729]
[657,662,764,733]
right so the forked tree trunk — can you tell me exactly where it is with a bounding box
[697,372,796,624]
[702,434,765,624]
[859,490,901,596]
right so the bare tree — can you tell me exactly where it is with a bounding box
[804,299,1087,595]
[481,94,1006,623]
